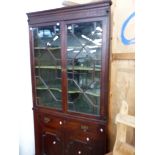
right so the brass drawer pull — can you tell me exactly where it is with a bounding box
[81,125,88,132]
[44,117,50,123]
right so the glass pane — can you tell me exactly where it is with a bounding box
[67,21,102,115]
[33,24,62,109]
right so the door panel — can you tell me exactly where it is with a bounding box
[32,24,62,110]
[42,132,63,155]
[66,21,103,115]
[65,139,93,155]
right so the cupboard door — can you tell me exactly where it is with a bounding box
[66,21,103,115]
[42,132,63,155]
[65,140,92,155]
[32,23,62,110]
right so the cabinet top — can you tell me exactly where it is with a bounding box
[27,1,112,26]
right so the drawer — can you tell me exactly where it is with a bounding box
[65,139,93,155]
[42,131,63,155]
[65,120,106,144]
[40,114,64,131]
[67,130,106,145]
[65,119,105,135]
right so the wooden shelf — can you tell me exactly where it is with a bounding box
[35,66,62,69]
[85,89,100,97]
[34,45,101,51]
[34,47,61,50]
[68,66,101,71]
[36,86,99,97]
[37,87,62,92]
[35,65,101,71]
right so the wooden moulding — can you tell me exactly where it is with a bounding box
[27,1,111,26]
[112,53,135,61]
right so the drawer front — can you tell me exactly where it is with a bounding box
[64,119,106,155]
[65,119,106,144]
[40,114,64,132]
[65,119,105,134]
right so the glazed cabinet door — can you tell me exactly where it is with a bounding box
[32,23,63,110]
[42,132,63,155]
[66,20,104,116]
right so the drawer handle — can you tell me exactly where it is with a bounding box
[53,141,56,145]
[44,117,50,123]
[81,125,88,132]
[100,128,104,133]
[86,137,90,142]
[78,150,82,154]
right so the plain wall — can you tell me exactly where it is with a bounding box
[0,1,63,155]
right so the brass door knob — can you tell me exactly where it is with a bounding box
[86,137,90,141]
[59,121,63,125]
[100,128,104,132]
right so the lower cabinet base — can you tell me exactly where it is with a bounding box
[34,112,107,155]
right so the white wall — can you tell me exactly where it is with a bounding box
[0,0,63,155]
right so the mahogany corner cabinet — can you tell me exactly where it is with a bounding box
[27,1,111,155]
